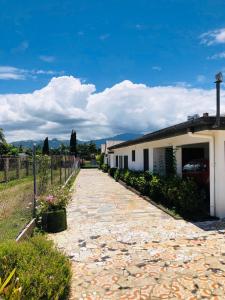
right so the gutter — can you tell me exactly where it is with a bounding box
[188,132,215,216]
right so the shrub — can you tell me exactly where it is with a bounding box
[149,175,165,202]
[114,169,120,181]
[101,164,109,173]
[108,168,117,177]
[123,170,131,185]
[0,235,71,300]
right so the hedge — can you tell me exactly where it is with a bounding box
[107,168,207,219]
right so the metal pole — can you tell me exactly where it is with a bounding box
[216,81,221,127]
[33,144,37,218]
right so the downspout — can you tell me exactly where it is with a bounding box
[188,132,216,216]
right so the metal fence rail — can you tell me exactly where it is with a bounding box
[0,153,80,242]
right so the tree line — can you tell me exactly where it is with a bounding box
[0,128,99,158]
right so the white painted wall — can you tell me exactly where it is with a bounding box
[109,130,225,218]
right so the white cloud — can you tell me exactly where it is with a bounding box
[0,66,64,80]
[0,66,26,80]
[11,41,29,53]
[200,28,225,46]
[39,55,55,63]
[197,75,206,83]
[99,34,110,40]
[152,66,162,71]
[1,76,224,142]
[207,51,225,60]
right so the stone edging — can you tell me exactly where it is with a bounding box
[115,178,183,220]
[16,218,36,242]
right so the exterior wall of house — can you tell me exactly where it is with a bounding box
[214,131,225,218]
[109,130,225,218]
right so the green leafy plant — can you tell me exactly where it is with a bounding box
[101,164,109,173]
[114,169,120,181]
[0,268,22,300]
[0,236,71,300]
[37,185,72,213]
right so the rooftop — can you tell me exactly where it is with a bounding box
[108,116,225,150]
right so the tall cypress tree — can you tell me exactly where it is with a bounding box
[70,130,77,156]
[42,137,50,155]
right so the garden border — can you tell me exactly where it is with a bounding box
[112,175,183,220]
[16,218,36,242]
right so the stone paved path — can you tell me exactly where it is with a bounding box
[51,169,225,300]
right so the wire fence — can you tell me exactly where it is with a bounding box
[0,153,80,242]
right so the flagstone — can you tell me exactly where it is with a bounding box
[50,169,225,299]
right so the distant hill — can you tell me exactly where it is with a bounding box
[11,133,142,149]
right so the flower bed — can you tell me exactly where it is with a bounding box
[107,168,209,220]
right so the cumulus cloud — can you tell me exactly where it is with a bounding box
[0,76,224,142]
[200,28,225,45]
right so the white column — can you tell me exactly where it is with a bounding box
[174,146,182,177]
[214,132,225,218]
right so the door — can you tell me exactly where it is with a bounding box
[124,156,128,169]
[143,149,149,171]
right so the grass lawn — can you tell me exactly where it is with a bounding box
[0,177,33,242]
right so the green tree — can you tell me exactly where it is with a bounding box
[69,130,77,156]
[42,137,50,155]
[0,128,6,144]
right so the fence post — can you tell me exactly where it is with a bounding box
[50,155,53,185]
[4,158,9,182]
[33,144,37,218]
[26,158,29,176]
[59,155,62,185]
[64,156,66,182]
[16,157,20,179]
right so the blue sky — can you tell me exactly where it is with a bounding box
[1,0,225,93]
[1,0,225,141]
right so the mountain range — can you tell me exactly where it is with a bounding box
[11,133,141,149]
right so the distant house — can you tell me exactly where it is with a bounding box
[101,140,124,165]
[107,115,225,219]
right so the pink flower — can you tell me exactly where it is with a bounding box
[46,195,54,203]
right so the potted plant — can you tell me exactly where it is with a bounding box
[37,186,71,233]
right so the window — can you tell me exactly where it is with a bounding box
[124,156,128,169]
[132,150,135,162]
[116,155,118,167]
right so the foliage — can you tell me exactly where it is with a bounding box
[0,268,22,300]
[37,185,72,213]
[37,155,50,194]
[108,167,117,177]
[96,153,104,167]
[101,164,109,173]
[77,142,98,159]
[0,235,71,300]
[42,137,50,155]
[108,167,207,218]
[114,169,120,181]
[70,130,77,156]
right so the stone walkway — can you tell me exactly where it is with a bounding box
[51,169,225,300]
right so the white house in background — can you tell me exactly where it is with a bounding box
[107,114,225,218]
[101,140,124,165]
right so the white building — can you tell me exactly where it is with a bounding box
[107,115,225,218]
[101,140,124,165]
